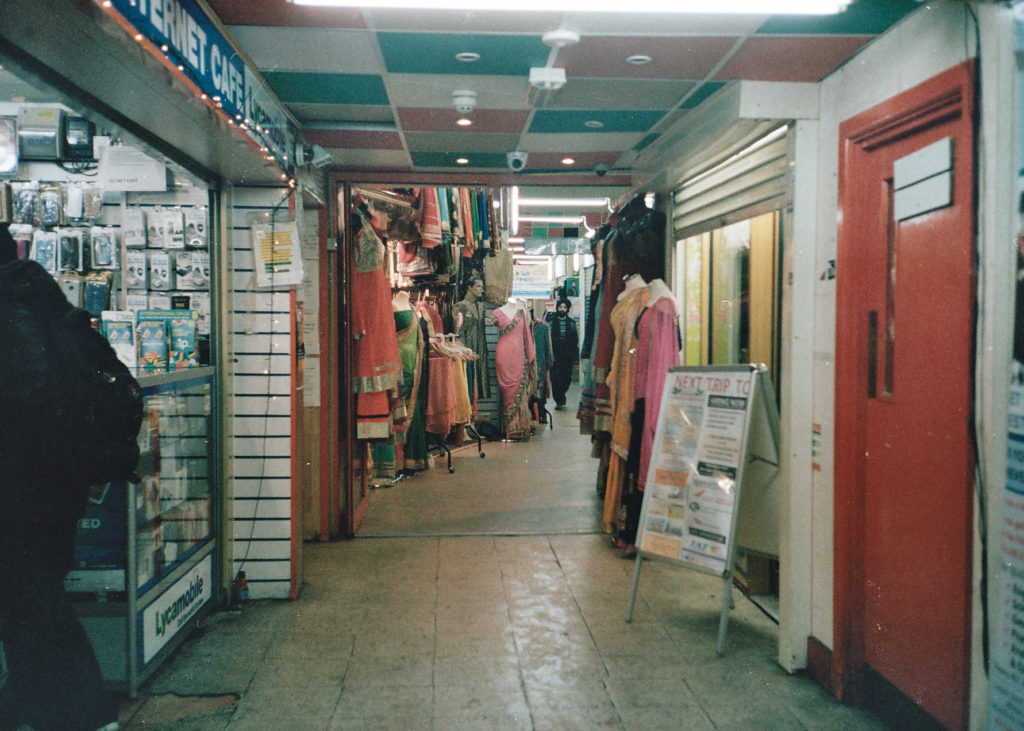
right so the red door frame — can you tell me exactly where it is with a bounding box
[833,61,976,718]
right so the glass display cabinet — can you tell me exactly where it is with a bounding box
[66,368,217,696]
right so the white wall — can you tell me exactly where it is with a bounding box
[228,186,296,600]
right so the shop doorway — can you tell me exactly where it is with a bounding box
[834,62,975,730]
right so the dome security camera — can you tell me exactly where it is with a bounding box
[507,150,528,172]
[594,163,610,177]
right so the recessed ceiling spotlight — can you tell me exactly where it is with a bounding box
[561,157,575,165]
[456,157,469,165]
[456,117,473,127]
[455,51,481,63]
[626,54,653,65]
[584,120,604,129]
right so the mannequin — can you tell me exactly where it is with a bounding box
[454,275,489,399]
[493,296,537,440]
[645,278,673,306]
[392,290,411,311]
[496,300,518,320]
[617,273,646,301]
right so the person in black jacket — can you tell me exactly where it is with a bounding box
[546,297,579,410]
[0,224,119,731]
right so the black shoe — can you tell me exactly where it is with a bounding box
[554,404,565,411]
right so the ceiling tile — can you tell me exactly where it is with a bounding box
[411,150,508,169]
[681,82,725,109]
[398,107,530,133]
[714,36,870,83]
[263,71,389,106]
[286,104,396,125]
[363,9,567,33]
[559,36,739,80]
[557,11,766,35]
[404,131,521,153]
[377,32,549,75]
[227,27,381,73]
[527,151,620,169]
[529,109,665,135]
[547,79,696,111]
[304,129,404,150]
[384,74,532,110]
[334,148,412,169]
[206,0,365,27]
[521,132,642,154]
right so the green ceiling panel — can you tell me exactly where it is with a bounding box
[757,0,920,35]
[529,110,666,135]
[377,33,549,76]
[634,133,661,152]
[262,72,389,106]
[682,82,725,109]
[410,151,509,168]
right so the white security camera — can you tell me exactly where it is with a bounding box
[594,163,609,177]
[310,145,333,168]
[507,150,528,172]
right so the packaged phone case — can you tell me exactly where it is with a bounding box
[58,272,83,307]
[89,226,118,270]
[184,207,207,248]
[148,251,173,290]
[124,250,147,288]
[31,229,57,272]
[123,207,147,248]
[56,227,83,271]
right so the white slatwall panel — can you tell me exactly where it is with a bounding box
[229,187,294,599]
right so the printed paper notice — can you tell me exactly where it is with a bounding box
[251,221,304,288]
[636,368,755,575]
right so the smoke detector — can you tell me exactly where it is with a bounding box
[542,29,580,49]
[529,67,566,91]
[452,90,477,114]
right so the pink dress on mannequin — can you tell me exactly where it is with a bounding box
[494,307,537,440]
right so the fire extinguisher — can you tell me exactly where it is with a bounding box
[234,570,249,603]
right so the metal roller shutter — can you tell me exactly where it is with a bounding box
[672,126,791,240]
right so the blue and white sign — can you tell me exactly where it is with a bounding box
[109,0,247,122]
[140,554,212,664]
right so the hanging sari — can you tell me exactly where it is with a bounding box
[495,307,537,440]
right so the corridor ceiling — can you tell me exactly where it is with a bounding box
[207,0,921,183]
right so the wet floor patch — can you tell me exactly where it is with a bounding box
[120,692,239,727]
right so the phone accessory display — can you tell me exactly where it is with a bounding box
[159,209,185,249]
[173,250,210,290]
[125,291,148,314]
[39,184,62,227]
[58,272,83,307]
[101,310,137,371]
[170,314,199,370]
[148,293,172,310]
[31,229,56,272]
[184,208,207,248]
[89,226,118,270]
[57,227,84,271]
[13,182,38,225]
[123,207,147,248]
[84,271,113,316]
[64,184,84,220]
[148,251,173,290]
[9,224,32,259]
[138,318,169,373]
[124,250,147,288]
[0,117,17,176]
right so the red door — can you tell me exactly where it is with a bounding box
[834,63,975,729]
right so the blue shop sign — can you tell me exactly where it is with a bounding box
[108,0,247,122]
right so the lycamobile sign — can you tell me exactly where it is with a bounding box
[142,555,212,663]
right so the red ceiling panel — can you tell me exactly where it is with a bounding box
[559,36,741,80]
[714,36,870,83]
[398,108,531,134]
[204,0,366,28]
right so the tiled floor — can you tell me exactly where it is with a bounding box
[119,392,888,730]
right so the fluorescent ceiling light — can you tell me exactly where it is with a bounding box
[290,0,849,13]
